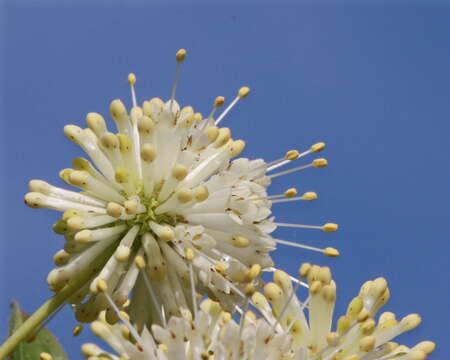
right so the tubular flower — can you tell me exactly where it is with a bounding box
[83,265,434,360]
[24,49,337,325]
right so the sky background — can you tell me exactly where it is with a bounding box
[1,0,449,358]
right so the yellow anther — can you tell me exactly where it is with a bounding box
[238,86,250,98]
[159,344,168,352]
[40,352,53,360]
[194,186,209,202]
[176,48,187,62]
[359,336,376,352]
[106,202,123,218]
[357,309,370,322]
[141,143,156,163]
[361,318,376,334]
[124,199,138,214]
[302,191,317,200]
[96,279,108,293]
[63,125,82,143]
[346,297,364,319]
[231,234,250,248]
[214,127,231,147]
[299,262,311,278]
[115,245,131,262]
[214,263,226,274]
[244,283,256,296]
[310,280,322,294]
[230,139,246,157]
[323,223,339,232]
[172,164,188,181]
[177,188,193,203]
[52,220,67,234]
[245,264,261,282]
[414,341,436,355]
[62,209,80,221]
[74,229,92,244]
[285,149,300,161]
[323,247,339,257]
[312,158,328,168]
[137,116,154,133]
[205,126,219,143]
[69,171,89,187]
[101,133,119,149]
[214,96,225,107]
[128,73,136,85]
[337,315,350,334]
[91,321,110,337]
[326,332,339,346]
[135,255,146,269]
[120,324,130,340]
[115,167,130,184]
[117,134,132,152]
[311,142,325,153]
[399,314,422,331]
[318,266,332,284]
[59,168,74,185]
[86,112,106,132]
[53,249,70,266]
[284,188,298,198]
[264,282,283,302]
[72,324,83,336]
[185,248,195,262]
[221,311,232,324]
[110,99,127,121]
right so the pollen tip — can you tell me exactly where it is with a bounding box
[312,158,328,168]
[39,352,53,360]
[285,150,300,161]
[284,188,298,198]
[128,73,136,85]
[302,191,318,201]
[238,86,250,98]
[176,48,187,62]
[214,96,225,107]
[323,223,339,232]
[324,247,340,257]
[311,142,326,153]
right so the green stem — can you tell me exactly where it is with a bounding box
[0,245,115,359]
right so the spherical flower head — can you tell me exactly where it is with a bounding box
[24,50,336,326]
[84,265,435,360]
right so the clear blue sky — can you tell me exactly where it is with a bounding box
[1,1,449,358]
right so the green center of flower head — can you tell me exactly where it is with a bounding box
[124,194,181,235]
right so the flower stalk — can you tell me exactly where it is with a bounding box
[0,244,116,359]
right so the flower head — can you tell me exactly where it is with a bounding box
[83,264,434,360]
[24,49,337,325]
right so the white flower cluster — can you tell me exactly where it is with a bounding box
[24,49,336,327]
[82,265,435,360]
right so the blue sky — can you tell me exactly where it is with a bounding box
[1,1,449,358]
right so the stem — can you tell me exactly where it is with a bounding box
[0,244,115,359]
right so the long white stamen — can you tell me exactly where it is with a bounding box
[271,281,301,332]
[170,49,186,111]
[267,150,312,172]
[238,298,249,339]
[274,222,322,230]
[214,87,250,126]
[141,269,165,326]
[285,295,310,333]
[188,263,197,319]
[128,73,137,108]
[104,291,142,345]
[273,238,325,253]
[270,195,313,204]
[268,164,312,179]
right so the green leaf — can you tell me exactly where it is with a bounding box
[8,301,68,360]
